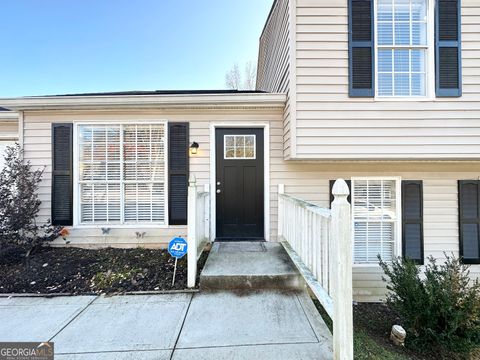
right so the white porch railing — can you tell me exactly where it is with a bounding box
[187,175,210,288]
[278,180,353,360]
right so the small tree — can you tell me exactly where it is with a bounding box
[225,61,257,90]
[379,254,480,352]
[0,144,61,257]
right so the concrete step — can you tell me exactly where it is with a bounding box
[200,242,305,291]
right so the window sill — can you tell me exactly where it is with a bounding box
[461,259,480,265]
[352,263,382,268]
[374,96,434,102]
[70,224,186,230]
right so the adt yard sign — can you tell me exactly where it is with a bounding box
[168,237,188,286]
[168,237,188,258]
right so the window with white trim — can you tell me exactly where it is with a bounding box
[352,178,400,263]
[78,124,167,225]
[376,0,429,97]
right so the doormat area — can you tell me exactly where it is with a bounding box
[217,242,267,253]
[0,246,209,295]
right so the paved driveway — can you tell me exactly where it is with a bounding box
[0,291,332,360]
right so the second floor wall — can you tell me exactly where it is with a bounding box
[257,0,480,160]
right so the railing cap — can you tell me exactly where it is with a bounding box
[332,179,350,197]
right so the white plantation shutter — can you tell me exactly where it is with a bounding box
[78,124,167,225]
[353,179,398,263]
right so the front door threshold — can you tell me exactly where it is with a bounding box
[215,238,265,242]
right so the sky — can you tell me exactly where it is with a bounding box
[0,0,273,97]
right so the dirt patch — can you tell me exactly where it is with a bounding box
[0,246,209,295]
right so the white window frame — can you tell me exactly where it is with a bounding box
[351,176,402,267]
[72,121,169,228]
[374,0,436,100]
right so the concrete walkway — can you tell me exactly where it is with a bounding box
[0,291,332,359]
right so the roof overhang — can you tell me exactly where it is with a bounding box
[0,93,286,111]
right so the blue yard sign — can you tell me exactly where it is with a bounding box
[168,237,188,258]
[168,237,188,286]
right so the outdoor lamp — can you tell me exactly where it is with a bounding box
[190,142,199,155]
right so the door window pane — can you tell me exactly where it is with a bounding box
[224,135,256,159]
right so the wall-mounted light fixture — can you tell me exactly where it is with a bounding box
[190,141,199,155]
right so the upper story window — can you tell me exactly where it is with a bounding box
[349,0,461,98]
[376,0,430,97]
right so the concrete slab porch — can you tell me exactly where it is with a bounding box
[200,241,305,291]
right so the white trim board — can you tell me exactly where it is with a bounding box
[209,122,271,242]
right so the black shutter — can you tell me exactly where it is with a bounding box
[349,0,374,97]
[168,123,189,225]
[436,0,462,97]
[458,181,480,264]
[51,123,73,225]
[329,180,352,206]
[402,181,424,264]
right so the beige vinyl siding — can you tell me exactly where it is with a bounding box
[293,0,480,159]
[257,0,293,158]
[22,108,285,248]
[0,120,18,139]
[0,117,19,168]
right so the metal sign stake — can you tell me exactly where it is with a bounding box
[172,258,178,286]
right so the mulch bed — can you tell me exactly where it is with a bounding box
[0,246,209,295]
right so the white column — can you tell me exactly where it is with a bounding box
[331,179,353,360]
[187,175,197,288]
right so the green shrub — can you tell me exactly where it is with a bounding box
[0,145,61,257]
[379,254,480,352]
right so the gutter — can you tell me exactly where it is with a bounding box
[0,93,287,111]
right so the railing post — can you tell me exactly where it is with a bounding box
[331,179,353,360]
[278,184,285,241]
[187,175,197,288]
[204,183,210,241]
